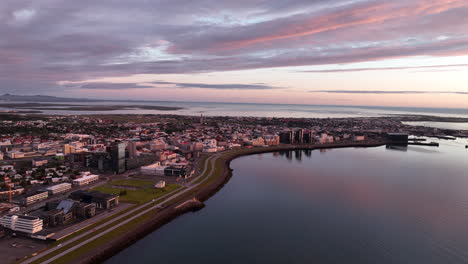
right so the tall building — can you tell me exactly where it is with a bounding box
[127,141,138,159]
[279,131,293,144]
[294,129,304,144]
[111,142,126,174]
[303,131,313,144]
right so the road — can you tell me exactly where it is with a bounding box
[22,153,218,264]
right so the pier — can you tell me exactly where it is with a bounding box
[432,135,456,140]
[408,142,439,147]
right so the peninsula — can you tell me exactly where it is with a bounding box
[0,113,466,263]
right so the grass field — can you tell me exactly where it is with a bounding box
[49,207,156,264]
[92,180,180,204]
[110,179,154,188]
[27,186,188,264]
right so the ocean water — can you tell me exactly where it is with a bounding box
[2,101,468,119]
[403,121,468,130]
[107,139,468,264]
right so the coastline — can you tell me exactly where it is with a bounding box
[69,140,387,264]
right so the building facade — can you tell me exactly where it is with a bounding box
[0,214,43,234]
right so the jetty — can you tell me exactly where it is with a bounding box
[408,142,439,147]
[433,135,456,140]
[408,138,427,142]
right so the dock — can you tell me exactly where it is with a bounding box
[433,135,456,140]
[408,138,427,142]
[408,142,439,147]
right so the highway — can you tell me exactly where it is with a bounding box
[22,154,218,264]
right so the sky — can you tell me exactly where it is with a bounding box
[1,0,468,108]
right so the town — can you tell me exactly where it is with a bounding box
[0,113,467,262]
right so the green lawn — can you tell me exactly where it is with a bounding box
[27,186,187,264]
[92,183,180,204]
[110,179,154,188]
[49,208,155,264]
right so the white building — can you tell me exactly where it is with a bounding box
[72,174,99,186]
[46,183,72,195]
[154,180,166,189]
[141,163,167,176]
[0,214,43,234]
[21,191,49,206]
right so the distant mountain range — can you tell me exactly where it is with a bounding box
[0,93,100,102]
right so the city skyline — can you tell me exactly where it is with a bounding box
[1,0,468,107]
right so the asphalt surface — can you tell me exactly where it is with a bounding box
[22,154,217,264]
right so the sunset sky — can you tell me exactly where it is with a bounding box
[1,0,468,108]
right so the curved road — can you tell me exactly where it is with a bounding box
[23,154,218,264]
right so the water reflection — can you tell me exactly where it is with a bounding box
[386,144,408,152]
[107,138,468,264]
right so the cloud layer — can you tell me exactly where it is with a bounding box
[310,90,468,94]
[76,81,278,90]
[1,0,468,93]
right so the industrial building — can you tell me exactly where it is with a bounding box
[0,214,43,234]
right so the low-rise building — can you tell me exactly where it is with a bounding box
[45,183,72,195]
[72,174,99,186]
[140,162,167,176]
[20,191,49,206]
[353,135,366,141]
[69,190,119,209]
[154,180,166,189]
[0,214,43,234]
[264,135,280,145]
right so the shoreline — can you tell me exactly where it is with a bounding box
[2,111,468,124]
[71,141,387,264]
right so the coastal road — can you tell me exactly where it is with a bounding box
[22,154,218,264]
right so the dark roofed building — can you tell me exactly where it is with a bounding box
[69,190,119,209]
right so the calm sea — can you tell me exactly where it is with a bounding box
[107,138,468,264]
[3,101,468,119]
